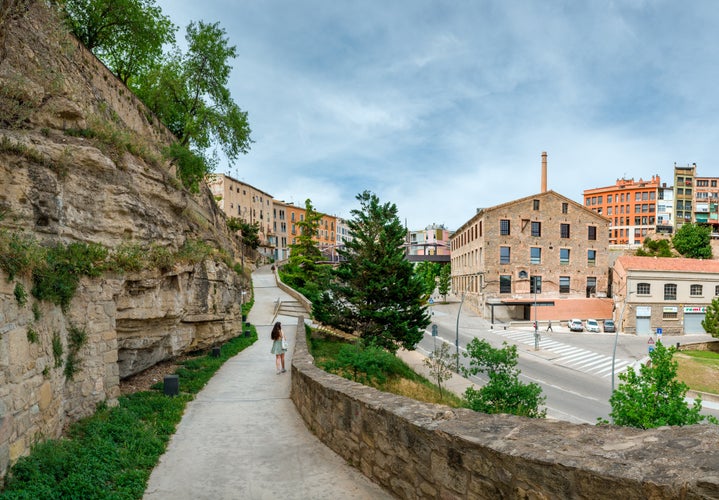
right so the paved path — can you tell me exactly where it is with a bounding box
[144,266,391,499]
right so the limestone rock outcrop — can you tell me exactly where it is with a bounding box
[0,0,250,477]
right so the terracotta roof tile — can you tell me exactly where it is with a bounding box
[616,255,719,273]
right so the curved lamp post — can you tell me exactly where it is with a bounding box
[611,289,634,394]
[455,273,481,372]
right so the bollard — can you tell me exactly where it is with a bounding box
[164,375,179,396]
[211,346,221,357]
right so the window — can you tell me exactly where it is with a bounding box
[664,284,677,300]
[530,247,541,264]
[531,221,541,237]
[637,283,650,295]
[607,194,613,203]
[588,226,597,240]
[560,223,570,238]
[530,276,542,294]
[586,277,597,296]
[500,275,512,293]
[635,192,641,201]
[587,249,596,265]
[715,285,719,296]
[560,276,570,294]
[533,199,540,210]
[562,202,568,214]
[690,284,703,296]
[500,219,510,235]
[500,246,511,264]
[663,309,678,319]
[559,248,570,264]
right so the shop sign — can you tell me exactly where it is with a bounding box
[683,306,706,313]
[636,306,652,317]
[663,307,678,313]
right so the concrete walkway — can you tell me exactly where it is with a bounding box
[144,266,391,499]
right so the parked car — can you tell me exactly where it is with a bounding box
[568,319,584,332]
[603,320,616,333]
[585,319,600,332]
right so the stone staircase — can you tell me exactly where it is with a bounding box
[275,299,308,319]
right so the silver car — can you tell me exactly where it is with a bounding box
[585,319,600,332]
[569,319,584,332]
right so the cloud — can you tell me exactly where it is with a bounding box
[156,0,719,230]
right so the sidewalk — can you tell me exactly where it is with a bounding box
[143,265,391,499]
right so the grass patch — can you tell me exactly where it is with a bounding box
[308,327,465,408]
[676,350,719,394]
[1,326,258,498]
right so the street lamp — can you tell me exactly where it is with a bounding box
[455,273,481,372]
[611,289,634,394]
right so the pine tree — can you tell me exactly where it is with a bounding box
[288,199,323,276]
[333,191,430,353]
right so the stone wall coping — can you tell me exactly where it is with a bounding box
[290,316,719,499]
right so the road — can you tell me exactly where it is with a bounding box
[418,298,719,424]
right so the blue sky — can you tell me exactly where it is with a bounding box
[156,0,719,230]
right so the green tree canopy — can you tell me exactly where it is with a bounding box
[461,339,546,418]
[60,0,176,85]
[635,237,673,258]
[414,261,440,297]
[227,217,260,249]
[288,199,323,273]
[331,191,430,353]
[133,20,252,165]
[603,341,711,428]
[702,297,719,338]
[437,264,451,301]
[672,223,713,259]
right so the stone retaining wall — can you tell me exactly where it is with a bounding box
[290,316,719,499]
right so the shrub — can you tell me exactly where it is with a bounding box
[14,282,27,306]
[0,230,43,281]
[148,244,175,273]
[27,327,39,344]
[109,242,146,273]
[52,331,63,368]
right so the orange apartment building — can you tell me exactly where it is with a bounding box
[273,200,337,262]
[583,175,661,245]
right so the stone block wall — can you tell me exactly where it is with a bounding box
[290,317,719,499]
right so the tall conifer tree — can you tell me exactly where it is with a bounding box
[333,191,430,352]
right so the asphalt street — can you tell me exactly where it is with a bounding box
[419,296,719,423]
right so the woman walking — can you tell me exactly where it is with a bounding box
[270,322,287,374]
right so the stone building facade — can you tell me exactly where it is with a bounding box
[207,174,275,257]
[450,190,610,322]
[612,255,719,335]
[272,200,338,263]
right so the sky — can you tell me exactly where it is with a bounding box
[155,0,719,230]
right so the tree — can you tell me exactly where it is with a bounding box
[461,339,546,418]
[672,223,713,259]
[288,199,323,275]
[133,21,252,165]
[703,297,719,338]
[423,342,457,400]
[60,0,176,85]
[414,261,440,297]
[437,264,451,302]
[227,217,260,249]
[331,191,430,353]
[603,341,713,428]
[635,237,673,258]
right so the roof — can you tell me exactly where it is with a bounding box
[615,255,719,273]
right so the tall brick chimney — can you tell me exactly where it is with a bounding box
[541,151,548,192]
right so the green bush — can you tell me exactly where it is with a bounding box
[148,244,175,273]
[163,143,210,193]
[0,230,43,281]
[108,242,146,273]
[32,301,41,321]
[14,282,27,306]
[52,331,63,368]
[321,340,408,385]
[176,239,214,264]
[27,327,39,344]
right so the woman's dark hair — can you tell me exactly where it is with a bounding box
[271,322,282,340]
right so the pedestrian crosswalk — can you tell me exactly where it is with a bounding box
[495,329,639,378]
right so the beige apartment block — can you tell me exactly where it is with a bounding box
[207,174,275,256]
[451,189,610,323]
[612,255,719,335]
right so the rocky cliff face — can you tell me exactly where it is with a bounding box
[0,0,249,476]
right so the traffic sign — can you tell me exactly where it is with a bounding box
[429,298,434,305]
[656,327,662,337]
[431,324,438,337]
[648,337,655,345]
